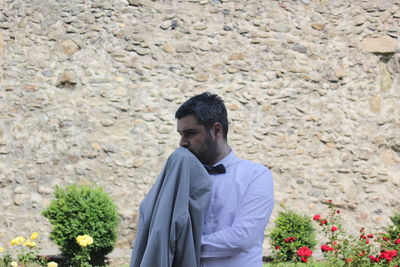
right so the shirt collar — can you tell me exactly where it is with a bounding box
[213,149,239,169]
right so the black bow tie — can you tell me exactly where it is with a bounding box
[203,164,226,175]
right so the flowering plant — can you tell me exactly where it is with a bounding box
[387,213,400,241]
[42,185,119,265]
[313,200,400,266]
[0,232,48,266]
[269,208,316,262]
[72,234,94,267]
[296,246,313,263]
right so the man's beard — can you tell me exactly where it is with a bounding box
[196,133,218,165]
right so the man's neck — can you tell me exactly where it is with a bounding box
[211,143,231,165]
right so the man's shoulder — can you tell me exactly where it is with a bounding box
[235,156,271,175]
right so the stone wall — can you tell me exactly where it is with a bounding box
[0,0,399,254]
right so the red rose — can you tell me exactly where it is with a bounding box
[301,257,308,263]
[367,234,374,238]
[374,257,380,263]
[380,250,397,261]
[284,237,297,243]
[389,250,397,257]
[313,214,321,221]
[369,255,380,263]
[382,236,389,241]
[275,245,280,250]
[379,251,392,262]
[395,239,400,244]
[321,244,334,252]
[297,246,313,257]
[336,210,340,214]
[369,255,382,263]
[331,226,338,232]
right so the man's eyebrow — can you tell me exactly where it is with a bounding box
[178,128,198,134]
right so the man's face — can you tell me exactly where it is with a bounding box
[177,115,217,165]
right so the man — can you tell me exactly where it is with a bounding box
[175,92,274,267]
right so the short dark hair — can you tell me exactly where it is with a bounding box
[175,92,229,139]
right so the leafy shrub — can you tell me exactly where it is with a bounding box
[42,185,119,265]
[269,208,316,262]
[387,212,400,241]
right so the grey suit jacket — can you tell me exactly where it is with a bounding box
[130,147,212,267]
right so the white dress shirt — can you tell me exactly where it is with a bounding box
[200,150,274,267]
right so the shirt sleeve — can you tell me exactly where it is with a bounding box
[200,169,274,259]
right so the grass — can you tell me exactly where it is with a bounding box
[263,262,328,267]
[0,262,328,267]
[0,262,330,267]
[109,263,328,267]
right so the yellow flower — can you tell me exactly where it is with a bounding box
[0,247,4,252]
[30,232,39,240]
[76,234,94,247]
[10,236,25,246]
[23,240,36,248]
[79,240,88,247]
[11,262,18,267]
[86,236,93,246]
[47,261,58,267]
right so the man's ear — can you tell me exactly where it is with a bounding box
[212,122,223,139]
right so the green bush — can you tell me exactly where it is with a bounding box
[269,208,316,262]
[387,212,400,241]
[42,185,119,265]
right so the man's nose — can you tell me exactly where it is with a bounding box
[180,138,189,148]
